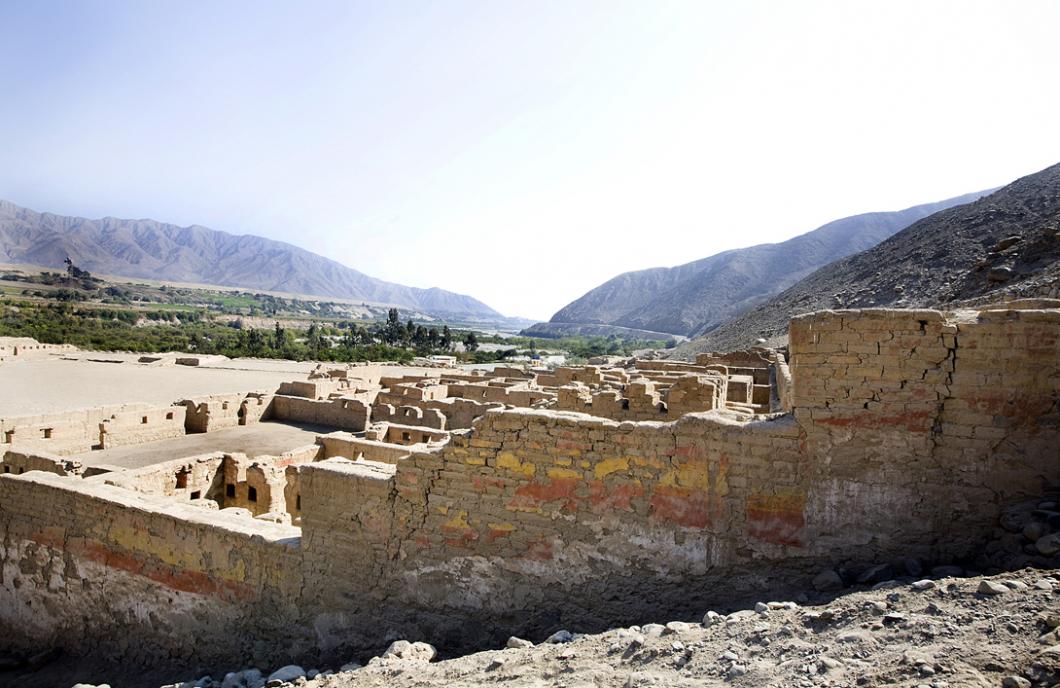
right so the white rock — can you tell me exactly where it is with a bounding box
[641,623,665,637]
[506,636,534,649]
[911,579,935,591]
[702,611,723,626]
[338,662,362,672]
[381,640,438,662]
[767,601,798,610]
[664,621,691,634]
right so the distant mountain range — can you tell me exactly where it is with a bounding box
[528,191,990,340]
[0,200,511,323]
[673,161,1060,356]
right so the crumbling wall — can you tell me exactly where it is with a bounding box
[1,403,165,455]
[182,392,271,433]
[0,471,304,666]
[0,336,76,362]
[99,405,187,449]
[318,432,415,464]
[370,403,446,430]
[271,396,370,432]
[1,449,83,476]
[102,453,226,500]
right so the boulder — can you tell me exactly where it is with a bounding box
[812,569,844,591]
[978,580,1009,595]
[1036,533,1060,556]
[266,665,305,683]
[381,640,437,662]
[545,630,573,644]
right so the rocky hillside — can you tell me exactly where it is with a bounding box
[535,191,988,338]
[0,200,504,320]
[675,161,1060,355]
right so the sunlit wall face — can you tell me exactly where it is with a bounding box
[1,0,1058,319]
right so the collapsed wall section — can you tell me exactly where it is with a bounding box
[0,471,304,666]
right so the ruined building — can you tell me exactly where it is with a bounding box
[1,303,1058,672]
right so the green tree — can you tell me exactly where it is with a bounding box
[463,331,479,352]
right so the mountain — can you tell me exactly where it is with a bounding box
[0,200,505,320]
[531,191,990,339]
[674,161,1060,355]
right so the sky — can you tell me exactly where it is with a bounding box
[1,1,1060,320]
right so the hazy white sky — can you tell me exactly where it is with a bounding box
[1,1,1059,319]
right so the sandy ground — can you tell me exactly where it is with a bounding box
[71,421,329,468]
[0,357,305,417]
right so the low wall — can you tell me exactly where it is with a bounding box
[370,403,446,430]
[271,396,369,432]
[99,405,187,449]
[318,432,416,464]
[1,449,83,476]
[181,392,274,433]
[1,403,160,455]
[0,472,303,668]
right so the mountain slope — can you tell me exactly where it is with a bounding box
[538,191,989,337]
[0,200,503,319]
[676,161,1060,355]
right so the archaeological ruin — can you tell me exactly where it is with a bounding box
[1,302,1059,673]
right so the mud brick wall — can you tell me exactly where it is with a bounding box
[390,409,803,573]
[182,392,270,432]
[0,471,304,666]
[99,405,187,449]
[271,395,370,432]
[415,397,503,430]
[2,307,1059,669]
[102,453,226,499]
[318,432,414,463]
[790,308,1060,557]
[1,449,83,476]
[370,402,446,429]
[1,403,159,455]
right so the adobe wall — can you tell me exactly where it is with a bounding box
[0,472,304,667]
[270,395,370,432]
[181,392,269,433]
[317,432,415,464]
[99,405,187,449]
[1,403,183,455]
[370,403,447,430]
[397,396,502,430]
[306,307,1060,649]
[1,308,1057,670]
[0,336,77,362]
[1,449,84,476]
